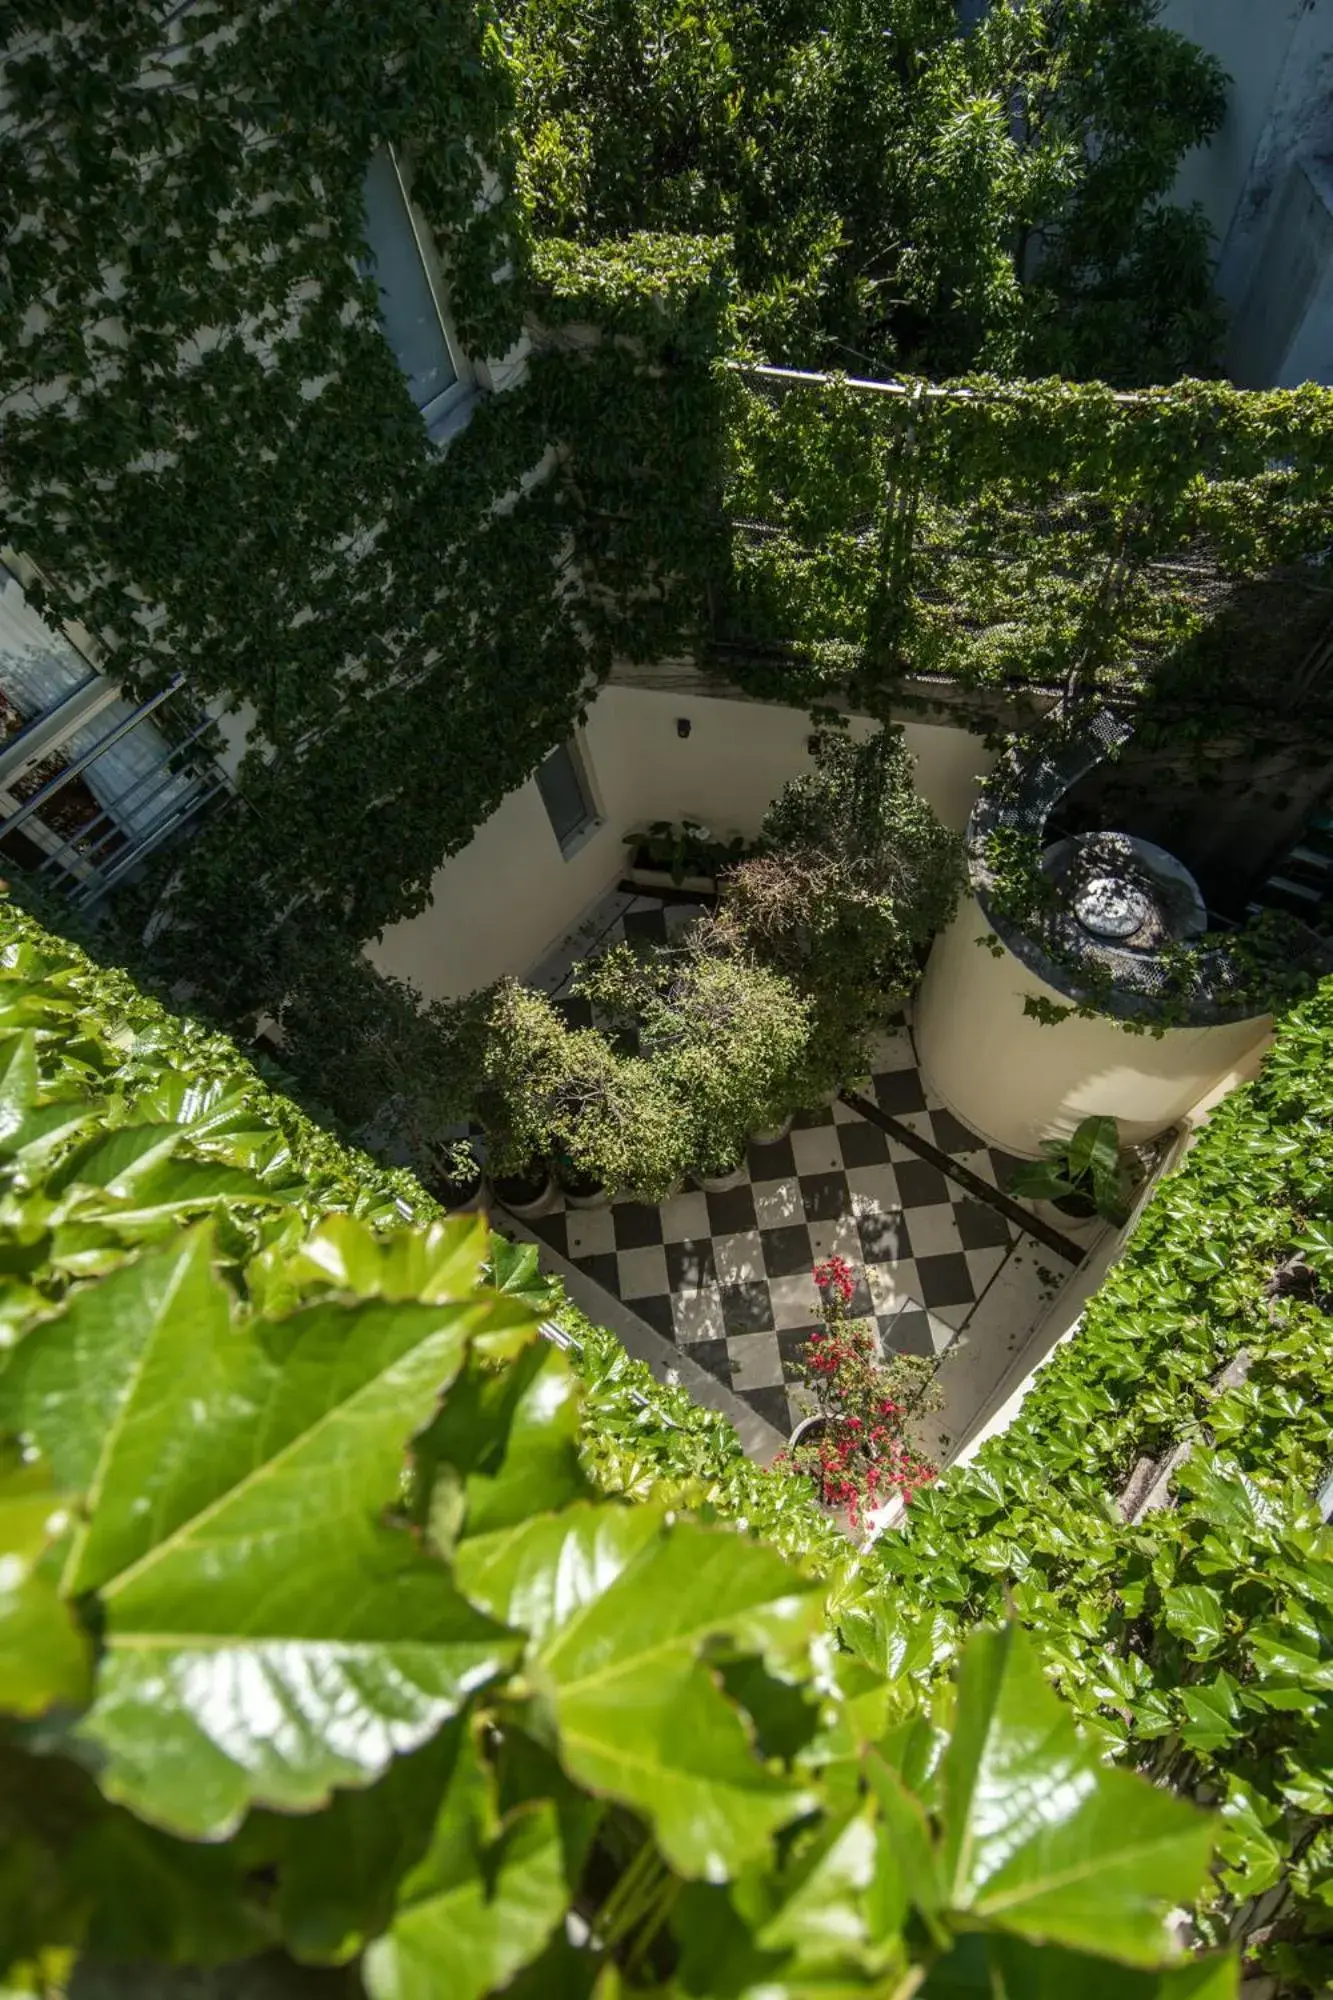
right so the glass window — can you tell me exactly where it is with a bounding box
[361,150,460,421]
[536,740,597,853]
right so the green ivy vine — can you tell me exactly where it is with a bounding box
[839,977,1333,1994]
[717,371,1333,722]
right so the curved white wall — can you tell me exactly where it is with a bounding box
[370,683,991,1002]
[915,898,1272,1157]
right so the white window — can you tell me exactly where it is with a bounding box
[536,739,599,856]
[361,148,473,438]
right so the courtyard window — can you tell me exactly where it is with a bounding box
[361,147,473,438]
[536,737,598,855]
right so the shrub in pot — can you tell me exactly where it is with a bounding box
[427,1136,485,1212]
[643,923,812,1178]
[548,1034,688,1205]
[780,1257,942,1532]
[479,980,688,1207]
[723,725,964,1088]
[475,980,567,1205]
[1009,1113,1131,1225]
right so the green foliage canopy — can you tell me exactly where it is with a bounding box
[0,906,1240,1998]
[504,0,1228,383]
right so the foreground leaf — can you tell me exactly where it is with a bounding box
[939,1625,1215,1964]
[923,1933,1237,1996]
[459,1503,823,1879]
[0,1460,89,1717]
[3,1229,523,1834]
[271,1729,461,1964]
[362,1727,570,2000]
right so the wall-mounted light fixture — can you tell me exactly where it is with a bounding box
[676,717,692,739]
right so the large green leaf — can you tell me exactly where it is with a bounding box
[923,1933,1237,1997]
[0,1459,89,1717]
[2,1227,524,1835]
[458,1502,824,1879]
[70,1816,274,1966]
[0,1030,38,1143]
[362,1727,570,2000]
[418,1338,591,1548]
[1066,1116,1120,1185]
[938,1625,1215,1965]
[1162,1586,1226,1660]
[270,1728,461,1965]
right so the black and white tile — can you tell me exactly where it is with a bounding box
[519,888,1081,1435]
[525,1026,1077,1436]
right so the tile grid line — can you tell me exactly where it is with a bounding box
[839,1090,1084,1262]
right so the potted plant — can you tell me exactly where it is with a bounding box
[780,1257,942,1534]
[427,1136,485,1213]
[545,1028,682,1206]
[1008,1114,1131,1229]
[476,980,567,1215]
[653,922,812,1179]
[489,1152,555,1217]
[623,819,748,894]
[722,727,964,1094]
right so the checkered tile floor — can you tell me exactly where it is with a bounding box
[521,894,1079,1438]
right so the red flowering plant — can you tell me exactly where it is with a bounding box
[779,1256,942,1531]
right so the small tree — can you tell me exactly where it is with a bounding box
[478,979,688,1196]
[582,920,813,1173]
[476,979,571,1176]
[724,726,965,1087]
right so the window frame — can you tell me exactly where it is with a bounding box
[362,146,477,440]
[535,735,602,859]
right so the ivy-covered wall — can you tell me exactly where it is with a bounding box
[850,978,1333,1992]
[718,371,1333,723]
[0,7,730,1013]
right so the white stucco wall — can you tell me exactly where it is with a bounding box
[1160,0,1304,248]
[1159,0,1333,385]
[368,683,992,1001]
[914,896,1272,1158]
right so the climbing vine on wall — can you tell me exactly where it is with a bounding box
[0,5,732,1011]
[844,979,1333,1994]
[718,371,1333,717]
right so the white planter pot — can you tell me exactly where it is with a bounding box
[492,1172,556,1219]
[563,1182,610,1211]
[750,1113,795,1146]
[1031,1196,1103,1244]
[698,1164,747,1192]
[625,864,716,895]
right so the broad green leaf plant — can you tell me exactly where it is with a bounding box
[850,976,1333,1995]
[0,910,1237,1993]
